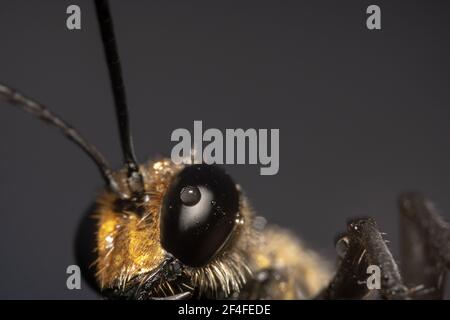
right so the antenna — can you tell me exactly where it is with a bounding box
[95,0,144,195]
[0,83,121,195]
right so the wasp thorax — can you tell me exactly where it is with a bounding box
[160,164,240,267]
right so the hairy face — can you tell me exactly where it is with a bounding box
[95,159,254,299]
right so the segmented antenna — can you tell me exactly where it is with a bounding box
[0,83,121,195]
[95,0,144,195]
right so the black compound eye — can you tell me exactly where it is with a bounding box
[160,164,240,267]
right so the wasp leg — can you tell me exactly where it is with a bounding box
[315,232,369,300]
[399,192,450,299]
[317,218,411,300]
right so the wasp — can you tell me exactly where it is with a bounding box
[1,0,449,300]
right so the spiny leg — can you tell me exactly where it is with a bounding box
[315,234,368,299]
[318,193,450,300]
[317,218,410,300]
[399,192,450,299]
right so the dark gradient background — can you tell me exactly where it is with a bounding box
[1,0,450,299]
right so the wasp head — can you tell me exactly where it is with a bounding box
[95,160,253,299]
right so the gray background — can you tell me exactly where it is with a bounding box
[1,0,450,299]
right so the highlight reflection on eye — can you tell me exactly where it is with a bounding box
[179,186,201,206]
